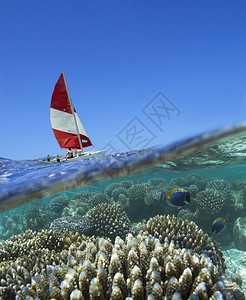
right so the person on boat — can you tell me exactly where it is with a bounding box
[75,146,83,157]
[65,148,73,159]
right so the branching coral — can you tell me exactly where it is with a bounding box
[105,183,121,197]
[87,203,131,241]
[206,179,232,201]
[111,187,129,202]
[24,205,50,231]
[88,192,110,208]
[195,189,225,214]
[148,177,167,187]
[127,183,149,214]
[13,231,231,300]
[142,214,225,272]
[49,195,70,215]
[169,177,185,187]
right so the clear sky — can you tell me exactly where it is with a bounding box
[1,1,246,160]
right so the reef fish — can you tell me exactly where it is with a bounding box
[211,217,227,234]
[165,188,190,209]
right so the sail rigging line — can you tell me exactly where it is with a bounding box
[62,71,83,152]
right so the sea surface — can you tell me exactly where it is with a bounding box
[1,123,246,298]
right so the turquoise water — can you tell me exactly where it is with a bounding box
[0,124,246,299]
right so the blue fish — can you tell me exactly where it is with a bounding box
[165,188,190,209]
[211,217,227,234]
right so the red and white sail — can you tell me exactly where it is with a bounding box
[50,72,92,149]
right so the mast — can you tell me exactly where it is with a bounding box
[62,70,84,152]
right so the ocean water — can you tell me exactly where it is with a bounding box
[1,123,246,299]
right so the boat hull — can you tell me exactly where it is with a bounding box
[47,149,106,163]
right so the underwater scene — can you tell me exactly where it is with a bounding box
[0,126,246,299]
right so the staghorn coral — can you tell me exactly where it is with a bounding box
[87,203,131,241]
[142,214,225,272]
[206,179,232,201]
[195,189,225,214]
[14,231,232,300]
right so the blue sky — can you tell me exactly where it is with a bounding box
[1,1,246,160]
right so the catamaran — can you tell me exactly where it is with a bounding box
[49,71,106,162]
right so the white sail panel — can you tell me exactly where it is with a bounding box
[50,108,89,137]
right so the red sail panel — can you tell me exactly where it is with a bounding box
[50,72,93,149]
[51,72,72,114]
[52,129,92,149]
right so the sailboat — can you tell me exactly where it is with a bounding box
[49,71,106,162]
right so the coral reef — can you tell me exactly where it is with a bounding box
[111,187,129,202]
[87,203,131,241]
[127,183,149,213]
[148,177,167,187]
[0,215,25,240]
[195,189,225,214]
[169,176,185,187]
[88,192,110,208]
[233,217,246,251]
[50,215,95,235]
[185,173,202,186]
[62,200,89,217]
[105,183,121,197]
[0,230,231,300]
[117,193,129,209]
[223,275,245,300]
[230,180,246,211]
[0,229,88,299]
[119,180,134,189]
[72,191,92,201]
[142,214,225,272]
[187,184,199,197]
[49,195,70,215]
[206,179,232,201]
[24,205,51,231]
[177,208,196,223]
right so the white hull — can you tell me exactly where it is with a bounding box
[47,149,106,163]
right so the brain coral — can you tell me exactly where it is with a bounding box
[13,232,231,300]
[143,214,225,272]
[87,203,131,241]
[195,189,225,214]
